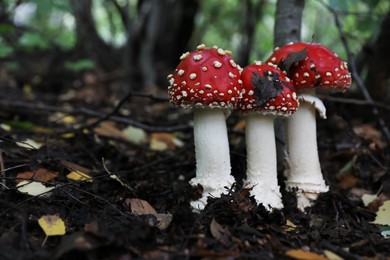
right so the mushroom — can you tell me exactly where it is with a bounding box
[238,61,299,210]
[266,42,351,209]
[168,44,243,210]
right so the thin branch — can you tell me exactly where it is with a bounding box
[0,98,191,133]
[317,95,390,111]
[318,0,390,143]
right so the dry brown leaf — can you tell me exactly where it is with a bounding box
[285,249,328,260]
[16,168,58,184]
[337,174,359,189]
[234,119,246,130]
[150,132,183,151]
[126,198,158,215]
[353,124,387,149]
[93,121,127,140]
[125,198,172,230]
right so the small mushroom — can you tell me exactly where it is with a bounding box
[237,62,299,210]
[168,44,243,210]
[267,42,351,209]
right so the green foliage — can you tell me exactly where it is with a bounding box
[65,59,96,72]
[18,32,51,50]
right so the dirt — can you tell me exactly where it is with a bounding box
[0,79,390,260]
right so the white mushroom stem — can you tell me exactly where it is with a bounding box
[285,88,329,210]
[189,107,235,210]
[245,114,283,210]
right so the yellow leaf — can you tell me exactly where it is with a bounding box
[67,171,93,182]
[0,124,11,131]
[285,249,328,260]
[284,219,298,232]
[372,200,390,226]
[38,215,66,236]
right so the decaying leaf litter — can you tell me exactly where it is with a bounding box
[1,80,390,259]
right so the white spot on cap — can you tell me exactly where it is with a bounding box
[199,90,204,94]
[254,60,262,66]
[217,48,226,55]
[205,84,212,89]
[335,68,339,72]
[301,80,306,84]
[238,79,243,84]
[182,91,187,97]
[219,93,224,97]
[248,90,254,96]
[193,54,203,61]
[195,82,200,86]
[214,61,222,68]
[197,44,206,50]
[202,66,207,72]
[167,74,173,79]
[189,73,197,80]
[180,52,189,60]
[295,73,299,78]
[274,47,280,51]
[303,72,310,78]
[169,78,174,85]
[326,72,332,77]
[228,72,235,78]
[324,81,330,84]
[292,92,297,100]
[178,69,185,76]
[228,90,232,94]
[229,60,237,68]
[271,57,276,63]
[310,63,315,69]
[315,74,321,79]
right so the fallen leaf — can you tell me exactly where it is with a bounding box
[379,226,390,239]
[67,171,93,182]
[0,123,11,131]
[353,124,386,150]
[362,193,378,207]
[126,198,158,215]
[17,180,55,196]
[93,121,127,140]
[16,168,58,184]
[284,219,298,232]
[372,200,390,226]
[125,198,172,230]
[150,132,183,151]
[122,125,148,144]
[16,138,43,149]
[323,250,343,260]
[285,249,328,260]
[38,215,66,236]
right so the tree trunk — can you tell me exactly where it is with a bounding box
[236,0,265,67]
[365,10,390,101]
[274,0,305,47]
[273,0,305,175]
[70,0,118,71]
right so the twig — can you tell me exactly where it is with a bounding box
[318,0,390,143]
[0,149,7,189]
[317,94,390,110]
[0,98,191,133]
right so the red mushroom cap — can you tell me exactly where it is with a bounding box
[238,62,299,117]
[168,44,242,110]
[266,42,351,91]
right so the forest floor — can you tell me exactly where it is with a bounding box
[0,71,390,260]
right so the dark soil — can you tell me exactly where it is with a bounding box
[1,77,390,260]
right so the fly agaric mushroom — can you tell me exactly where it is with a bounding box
[238,61,299,210]
[168,44,242,210]
[266,42,351,209]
